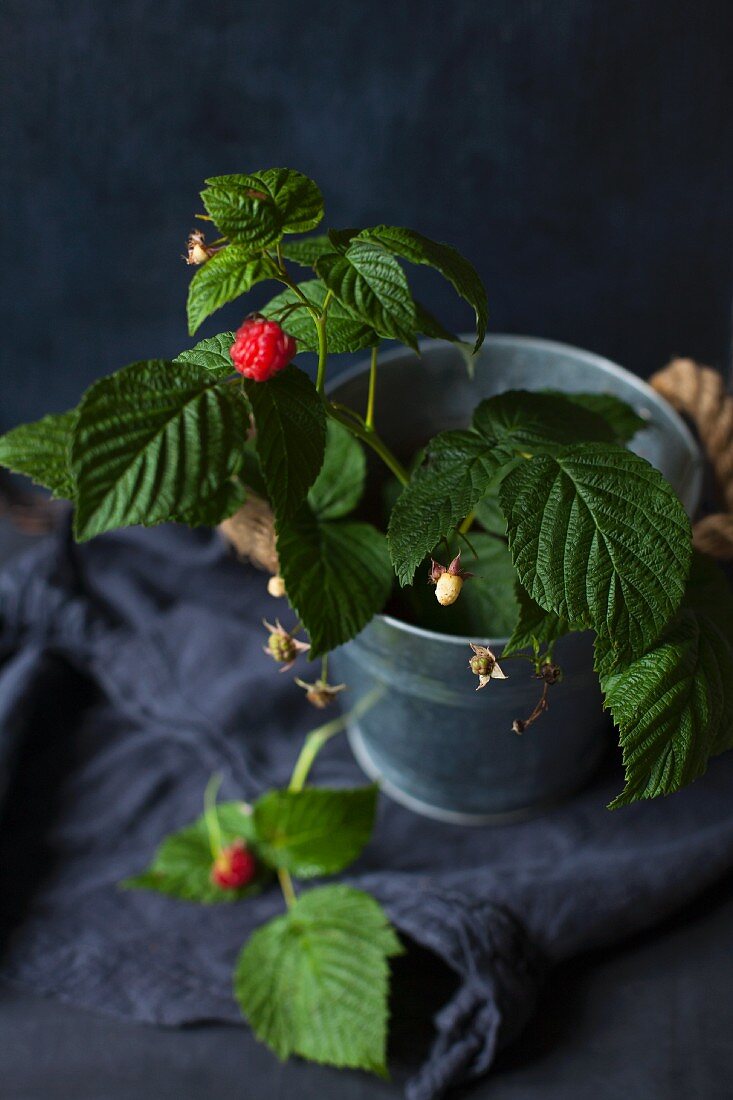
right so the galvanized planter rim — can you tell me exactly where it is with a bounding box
[328,333,704,649]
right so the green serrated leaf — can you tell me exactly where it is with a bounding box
[316,242,418,349]
[201,182,283,250]
[71,361,250,540]
[473,390,616,454]
[242,365,326,521]
[546,391,647,442]
[280,235,331,267]
[474,484,506,537]
[277,505,393,657]
[388,429,503,586]
[308,420,365,520]
[261,281,378,354]
[0,410,77,499]
[205,169,324,235]
[123,802,264,904]
[503,582,570,657]
[174,331,236,377]
[500,443,692,663]
[234,885,402,1074]
[349,225,488,352]
[252,786,377,878]
[186,249,278,335]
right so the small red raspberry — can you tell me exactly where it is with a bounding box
[230,315,297,381]
[211,839,257,890]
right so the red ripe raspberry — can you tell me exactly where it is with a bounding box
[229,315,297,381]
[211,839,257,889]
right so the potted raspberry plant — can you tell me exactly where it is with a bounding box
[1,167,731,1078]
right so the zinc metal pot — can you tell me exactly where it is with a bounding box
[328,336,703,824]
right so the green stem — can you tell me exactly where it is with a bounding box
[315,312,328,395]
[289,688,383,793]
[365,345,379,430]
[321,654,329,682]
[327,405,410,487]
[458,509,476,535]
[203,773,223,859]
[278,867,297,909]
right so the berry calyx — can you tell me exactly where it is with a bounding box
[263,619,310,671]
[468,643,507,690]
[230,315,297,381]
[211,839,257,889]
[294,677,347,709]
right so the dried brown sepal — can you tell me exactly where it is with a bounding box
[294,677,347,709]
[468,643,508,690]
[263,619,310,672]
[184,230,221,265]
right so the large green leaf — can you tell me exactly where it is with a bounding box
[308,420,365,520]
[277,506,393,656]
[71,361,250,540]
[186,248,278,334]
[316,242,418,349]
[174,331,236,377]
[600,554,733,807]
[252,786,377,878]
[336,225,488,352]
[0,410,77,499]
[388,429,504,587]
[234,885,402,1074]
[261,281,378,354]
[500,443,692,663]
[242,365,326,521]
[280,235,331,267]
[201,181,283,251]
[546,391,646,442]
[502,582,570,657]
[123,802,263,904]
[473,390,616,454]
[204,168,324,238]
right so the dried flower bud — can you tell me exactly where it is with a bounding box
[512,718,525,735]
[185,230,217,265]
[263,619,310,671]
[294,677,347,709]
[468,643,507,690]
[267,574,287,599]
[540,662,563,685]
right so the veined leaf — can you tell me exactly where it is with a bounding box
[500,443,692,662]
[252,786,377,878]
[0,410,76,499]
[261,280,378,354]
[71,361,250,540]
[388,429,504,587]
[201,182,282,250]
[316,242,418,349]
[174,331,236,377]
[242,365,326,521]
[123,802,264,904]
[473,390,616,454]
[186,248,278,335]
[308,420,366,520]
[204,168,324,236]
[545,391,646,442]
[280,235,331,267]
[337,225,488,352]
[234,885,402,1075]
[277,505,393,656]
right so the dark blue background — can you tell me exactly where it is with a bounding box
[2,0,732,431]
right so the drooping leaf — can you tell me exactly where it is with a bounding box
[186,248,278,334]
[252,786,378,878]
[71,361,250,540]
[201,181,283,251]
[388,429,504,587]
[308,420,366,520]
[280,235,331,267]
[242,365,326,521]
[234,885,402,1075]
[599,554,733,807]
[316,242,418,349]
[261,281,378,354]
[0,410,77,499]
[500,443,692,663]
[545,391,647,442]
[338,225,488,352]
[204,168,324,237]
[174,331,236,377]
[502,581,570,657]
[277,505,393,656]
[123,802,264,904]
[413,301,459,343]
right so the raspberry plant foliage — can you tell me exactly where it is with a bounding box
[1,165,732,1080]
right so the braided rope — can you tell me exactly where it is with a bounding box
[649,357,733,558]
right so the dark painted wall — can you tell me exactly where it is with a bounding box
[1,0,732,429]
